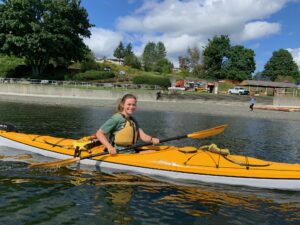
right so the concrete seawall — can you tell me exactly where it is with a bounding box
[0,83,157,101]
[273,96,300,107]
[1,84,300,121]
[0,83,300,106]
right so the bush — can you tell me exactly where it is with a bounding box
[73,70,115,81]
[0,55,25,77]
[7,64,31,78]
[133,75,170,88]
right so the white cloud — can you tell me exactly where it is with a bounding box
[88,0,293,65]
[84,28,122,58]
[287,48,300,67]
[232,21,281,42]
[118,0,287,36]
[115,0,290,63]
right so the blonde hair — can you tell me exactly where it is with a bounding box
[116,94,137,113]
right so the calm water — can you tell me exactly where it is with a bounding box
[0,101,300,225]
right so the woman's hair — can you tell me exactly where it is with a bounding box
[115,94,137,113]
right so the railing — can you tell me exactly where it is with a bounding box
[276,91,298,97]
[0,77,161,90]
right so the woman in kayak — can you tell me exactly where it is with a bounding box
[96,93,160,155]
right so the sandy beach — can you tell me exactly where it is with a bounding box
[1,93,300,121]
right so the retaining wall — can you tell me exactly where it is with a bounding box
[0,84,157,101]
[2,84,299,106]
[273,96,300,107]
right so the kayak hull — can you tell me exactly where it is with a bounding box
[0,131,300,191]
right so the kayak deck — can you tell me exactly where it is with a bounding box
[1,130,299,180]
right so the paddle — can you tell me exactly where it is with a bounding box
[29,124,228,168]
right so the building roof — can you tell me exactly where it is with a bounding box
[240,80,297,88]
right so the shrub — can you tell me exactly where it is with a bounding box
[73,70,115,81]
[0,55,25,77]
[133,75,170,88]
[7,64,31,78]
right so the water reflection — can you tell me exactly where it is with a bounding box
[1,101,300,224]
[0,158,299,225]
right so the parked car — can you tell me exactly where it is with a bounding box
[228,87,249,95]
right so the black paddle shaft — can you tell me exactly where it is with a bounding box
[80,134,188,160]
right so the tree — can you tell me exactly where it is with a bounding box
[178,56,190,76]
[202,35,230,79]
[0,0,92,77]
[142,41,172,73]
[178,47,204,77]
[202,35,256,81]
[80,49,98,72]
[253,71,270,81]
[156,41,167,61]
[223,45,256,81]
[124,43,133,57]
[187,47,204,77]
[113,41,142,69]
[124,54,141,69]
[262,49,299,81]
[142,42,157,71]
[154,58,173,74]
[113,41,125,62]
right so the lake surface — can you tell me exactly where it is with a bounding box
[0,101,299,225]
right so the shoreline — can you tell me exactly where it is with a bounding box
[1,93,300,121]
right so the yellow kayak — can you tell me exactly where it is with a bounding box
[0,128,300,191]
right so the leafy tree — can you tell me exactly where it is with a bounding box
[203,35,230,79]
[178,56,190,76]
[262,49,299,81]
[142,42,157,71]
[113,41,125,62]
[154,42,173,73]
[124,43,133,57]
[0,0,92,77]
[178,47,204,77]
[124,54,141,69]
[80,49,98,71]
[275,75,295,82]
[223,45,256,81]
[154,58,173,74]
[142,41,172,73]
[253,71,270,81]
[187,47,204,77]
[119,42,141,69]
[202,35,256,81]
[156,41,167,61]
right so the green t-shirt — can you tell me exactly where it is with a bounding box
[100,113,139,144]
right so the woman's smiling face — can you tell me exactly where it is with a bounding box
[122,97,137,117]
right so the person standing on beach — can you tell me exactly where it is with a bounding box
[96,93,160,155]
[249,97,255,111]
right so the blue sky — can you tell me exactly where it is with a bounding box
[82,0,300,72]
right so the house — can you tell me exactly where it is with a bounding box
[239,80,298,96]
[96,58,124,65]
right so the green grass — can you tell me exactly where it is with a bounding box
[218,83,235,92]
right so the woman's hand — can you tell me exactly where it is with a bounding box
[96,129,117,156]
[151,137,160,145]
[138,129,160,145]
[108,146,117,155]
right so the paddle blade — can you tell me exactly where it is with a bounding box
[29,157,80,168]
[187,124,228,139]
